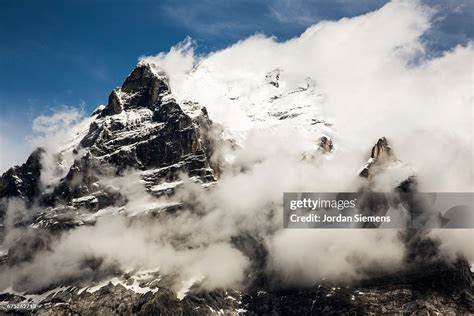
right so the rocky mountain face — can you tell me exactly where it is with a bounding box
[359,137,394,178]
[46,62,216,208]
[0,148,43,203]
[0,62,472,315]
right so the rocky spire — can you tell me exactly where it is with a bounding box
[100,61,171,116]
[359,137,396,178]
[0,147,44,202]
[319,135,334,153]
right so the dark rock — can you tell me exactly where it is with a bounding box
[101,88,123,116]
[242,260,473,315]
[0,148,44,202]
[265,69,280,88]
[359,137,395,178]
[319,136,334,153]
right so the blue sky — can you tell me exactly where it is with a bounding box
[0,0,472,158]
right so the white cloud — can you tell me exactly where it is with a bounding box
[137,0,474,285]
[27,106,96,189]
[31,106,84,135]
[0,107,88,174]
[144,0,473,192]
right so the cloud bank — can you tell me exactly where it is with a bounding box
[144,0,473,192]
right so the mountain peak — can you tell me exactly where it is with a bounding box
[100,61,170,117]
[123,61,169,93]
[135,60,167,78]
[359,137,396,178]
[0,147,44,203]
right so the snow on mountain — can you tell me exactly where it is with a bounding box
[171,62,331,147]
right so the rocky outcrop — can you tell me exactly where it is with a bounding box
[80,63,215,176]
[359,137,395,178]
[0,148,44,229]
[1,259,470,315]
[265,69,280,88]
[37,62,217,209]
[0,148,44,202]
[99,62,170,117]
[319,136,334,153]
[242,260,473,315]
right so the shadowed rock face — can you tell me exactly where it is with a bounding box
[0,148,44,228]
[370,137,394,162]
[359,137,396,178]
[39,62,217,207]
[100,63,170,117]
[0,148,44,202]
[0,65,472,315]
[241,259,473,315]
[1,259,471,315]
[80,62,212,172]
[120,63,170,109]
[319,136,334,153]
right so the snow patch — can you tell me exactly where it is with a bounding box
[176,275,204,300]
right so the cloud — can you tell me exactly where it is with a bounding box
[0,106,88,174]
[419,0,474,55]
[27,106,97,189]
[138,0,474,286]
[268,2,317,26]
[429,229,474,263]
[31,106,84,135]
[140,37,196,95]
[145,0,473,192]
[156,0,392,41]
[158,0,266,38]
[0,215,250,293]
[267,229,405,284]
